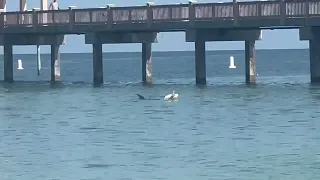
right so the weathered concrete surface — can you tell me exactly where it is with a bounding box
[85,32,158,44]
[299,27,320,40]
[4,44,13,82]
[186,29,262,42]
[142,43,152,84]
[0,0,6,11]
[20,0,26,11]
[0,35,65,45]
[41,0,47,10]
[92,43,103,85]
[245,41,256,84]
[50,45,60,82]
[309,40,320,83]
[195,40,206,84]
[299,27,320,83]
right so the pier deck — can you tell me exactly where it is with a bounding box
[1,0,320,33]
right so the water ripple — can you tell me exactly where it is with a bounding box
[0,67,320,179]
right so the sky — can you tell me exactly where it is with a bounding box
[3,0,309,54]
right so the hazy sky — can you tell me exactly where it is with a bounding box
[4,0,309,54]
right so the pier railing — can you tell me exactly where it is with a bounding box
[1,0,320,28]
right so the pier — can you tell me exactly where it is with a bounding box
[1,0,320,85]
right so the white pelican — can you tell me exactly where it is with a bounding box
[164,90,179,101]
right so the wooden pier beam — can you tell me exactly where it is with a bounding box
[195,40,206,84]
[4,44,13,82]
[245,41,256,84]
[142,42,152,84]
[50,45,61,82]
[92,43,103,85]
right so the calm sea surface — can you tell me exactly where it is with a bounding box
[0,49,319,180]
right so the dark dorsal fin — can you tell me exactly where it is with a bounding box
[137,94,145,99]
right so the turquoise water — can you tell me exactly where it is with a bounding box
[0,49,320,180]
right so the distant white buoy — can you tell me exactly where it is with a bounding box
[37,45,41,75]
[17,59,24,70]
[164,90,179,101]
[229,56,236,69]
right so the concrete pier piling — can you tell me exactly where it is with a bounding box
[187,29,261,85]
[85,32,157,85]
[309,40,320,83]
[299,27,320,84]
[86,33,104,85]
[0,0,7,12]
[195,40,206,84]
[0,33,64,82]
[92,43,103,85]
[51,45,61,82]
[142,42,152,84]
[4,44,13,82]
[245,41,256,84]
[19,0,26,11]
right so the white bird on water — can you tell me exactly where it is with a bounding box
[164,90,179,101]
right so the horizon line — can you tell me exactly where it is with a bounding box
[8,47,309,55]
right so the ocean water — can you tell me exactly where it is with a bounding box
[0,49,320,180]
